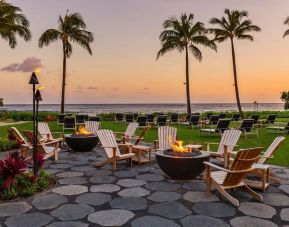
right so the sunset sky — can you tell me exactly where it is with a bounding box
[1,0,289,104]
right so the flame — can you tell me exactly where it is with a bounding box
[170,138,189,153]
[37,86,45,90]
[34,67,41,74]
[76,125,91,135]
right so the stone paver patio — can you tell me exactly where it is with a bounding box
[1,146,289,227]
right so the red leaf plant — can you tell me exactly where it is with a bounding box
[0,151,27,190]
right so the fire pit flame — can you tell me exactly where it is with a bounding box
[76,125,92,136]
[170,139,189,153]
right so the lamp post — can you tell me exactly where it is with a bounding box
[34,89,43,173]
[29,72,39,175]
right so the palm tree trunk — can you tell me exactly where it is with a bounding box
[230,38,243,118]
[185,45,191,114]
[61,42,66,114]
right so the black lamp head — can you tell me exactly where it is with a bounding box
[35,89,43,102]
[29,72,39,85]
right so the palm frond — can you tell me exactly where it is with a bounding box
[38,29,61,47]
[283,29,289,38]
[189,45,202,61]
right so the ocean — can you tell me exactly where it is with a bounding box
[1,103,284,114]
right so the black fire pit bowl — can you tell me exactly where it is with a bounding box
[65,134,99,152]
[156,150,210,180]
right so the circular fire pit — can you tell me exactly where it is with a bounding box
[65,134,99,152]
[156,150,210,180]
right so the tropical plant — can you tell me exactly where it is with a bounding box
[157,13,216,114]
[209,9,261,117]
[0,1,31,48]
[280,91,289,110]
[39,11,94,113]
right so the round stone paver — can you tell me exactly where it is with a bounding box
[148,201,191,219]
[181,215,229,227]
[131,215,180,227]
[75,193,111,206]
[230,216,277,227]
[0,202,32,217]
[51,164,72,169]
[145,182,179,191]
[71,166,95,172]
[262,192,289,206]
[52,185,88,195]
[114,170,137,178]
[50,204,94,221]
[32,194,68,210]
[56,171,84,178]
[136,173,164,181]
[89,175,116,184]
[239,202,276,219]
[5,213,53,227]
[280,208,289,221]
[147,191,181,202]
[133,165,153,173]
[193,202,236,218]
[118,187,150,197]
[117,179,147,187]
[58,176,88,185]
[183,191,219,203]
[88,209,134,226]
[90,184,120,193]
[109,197,148,210]
[46,221,89,227]
[85,169,112,176]
[183,182,206,191]
[279,185,289,194]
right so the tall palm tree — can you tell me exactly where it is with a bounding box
[209,9,260,117]
[157,13,216,114]
[0,1,31,48]
[39,11,94,113]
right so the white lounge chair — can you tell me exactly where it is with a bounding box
[85,121,100,135]
[38,122,63,144]
[154,126,177,151]
[97,129,135,170]
[115,122,139,143]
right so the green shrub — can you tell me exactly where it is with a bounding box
[0,138,18,152]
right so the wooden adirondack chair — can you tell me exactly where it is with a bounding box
[22,130,59,160]
[38,122,63,145]
[85,121,100,135]
[251,136,285,184]
[204,147,263,207]
[9,127,31,156]
[115,122,139,143]
[96,129,135,170]
[206,129,242,168]
[154,126,177,151]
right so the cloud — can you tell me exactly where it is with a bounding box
[112,88,119,91]
[87,86,98,90]
[1,57,43,73]
[143,87,149,90]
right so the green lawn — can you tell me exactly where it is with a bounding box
[0,120,288,167]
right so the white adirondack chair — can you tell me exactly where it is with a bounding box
[85,121,100,135]
[97,129,135,170]
[252,136,285,183]
[154,126,177,151]
[38,122,63,144]
[206,129,242,168]
[115,122,139,143]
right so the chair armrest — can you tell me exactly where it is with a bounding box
[119,143,132,148]
[205,142,219,145]
[42,140,58,145]
[204,162,229,172]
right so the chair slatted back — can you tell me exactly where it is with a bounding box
[137,116,147,126]
[97,129,120,158]
[239,119,254,132]
[216,129,242,155]
[215,119,231,133]
[189,115,200,125]
[22,130,46,154]
[147,114,154,123]
[125,122,139,137]
[85,121,100,135]
[157,115,167,126]
[266,114,277,124]
[158,126,177,150]
[250,114,260,124]
[38,122,53,140]
[223,147,262,187]
[258,136,285,164]
[10,127,27,145]
[125,114,134,123]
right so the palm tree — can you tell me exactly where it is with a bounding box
[283,16,289,38]
[0,1,31,48]
[209,9,261,117]
[39,11,94,113]
[157,13,216,114]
